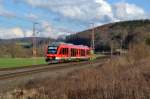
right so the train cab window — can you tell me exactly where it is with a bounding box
[47,46,57,54]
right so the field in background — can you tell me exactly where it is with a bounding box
[0,57,46,68]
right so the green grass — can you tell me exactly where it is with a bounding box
[0,57,46,68]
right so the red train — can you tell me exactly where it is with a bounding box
[45,42,91,63]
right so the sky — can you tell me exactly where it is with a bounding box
[0,0,149,39]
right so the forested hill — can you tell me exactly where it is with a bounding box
[66,20,150,51]
[0,37,54,44]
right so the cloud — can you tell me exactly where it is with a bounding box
[24,30,33,37]
[37,21,71,39]
[23,0,113,21]
[0,27,32,39]
[0,1,38,21]
[0,6,16,18]
[1,0,149,22]
[23,0,148,23]
[112,2,146,21]
[0,1,16,18]
[0,21,70,39]
[25,13,38,20]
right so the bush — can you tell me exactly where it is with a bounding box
[126,43,150,64]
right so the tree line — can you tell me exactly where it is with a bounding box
[0,42,46,58]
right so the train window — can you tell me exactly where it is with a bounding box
[80,50,82,56]
[59,48,63,54]
[60,48,69,55]
[83,50,85,56]
[74,49,76,56]
[80,49,82,56]
[79,50,81,56]
[64,48,66,55]
[87,50,90,55]
[62,48,65,55]
[65,48,69,55]
[59,48,64,55]
[81,49,85,56]
[71,48,77,57]
[71,49,73,56]
[82,50,84,56]
[75,49,78,56]
[71,49,74,56]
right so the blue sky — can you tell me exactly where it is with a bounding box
[0,0,149,39]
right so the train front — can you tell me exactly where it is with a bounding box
[45,46,58,63]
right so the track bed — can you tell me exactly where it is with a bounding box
[0,58,109,92]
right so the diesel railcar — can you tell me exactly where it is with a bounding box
[45,42,91,63]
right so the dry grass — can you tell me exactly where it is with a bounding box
[1,44,150,99]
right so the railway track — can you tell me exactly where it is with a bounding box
[0,58,108,80]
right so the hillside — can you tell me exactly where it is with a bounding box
[66,20,150,51]
[0,37,54,45]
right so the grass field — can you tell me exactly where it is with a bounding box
[0,57,46,68]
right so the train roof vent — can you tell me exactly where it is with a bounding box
[50,42,62,46]
[78,45,88,47]
[50,42,74,46]
[67,43,74,45]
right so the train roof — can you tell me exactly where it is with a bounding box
[49,42,89,49]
